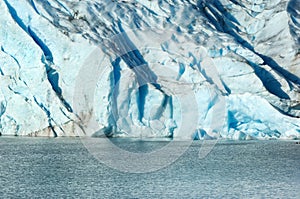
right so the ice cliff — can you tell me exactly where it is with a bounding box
[0,0,299,139]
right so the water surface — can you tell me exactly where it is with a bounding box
[0,137,299,198]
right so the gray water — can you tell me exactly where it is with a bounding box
[0,137,299,198]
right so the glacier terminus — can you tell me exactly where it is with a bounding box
[0,0,300,140]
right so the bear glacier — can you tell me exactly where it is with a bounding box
[0,0,299,139]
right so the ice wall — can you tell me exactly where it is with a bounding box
[0,0,299,139]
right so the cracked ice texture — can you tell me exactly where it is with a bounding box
[0,0,299,139]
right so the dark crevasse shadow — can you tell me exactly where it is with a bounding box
[248,61,290,99]
[3,0,73,112]
[108,22,170,122]
[198,0,300,100]
[287,0,300,49]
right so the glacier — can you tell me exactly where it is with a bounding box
[0,0,299,139]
